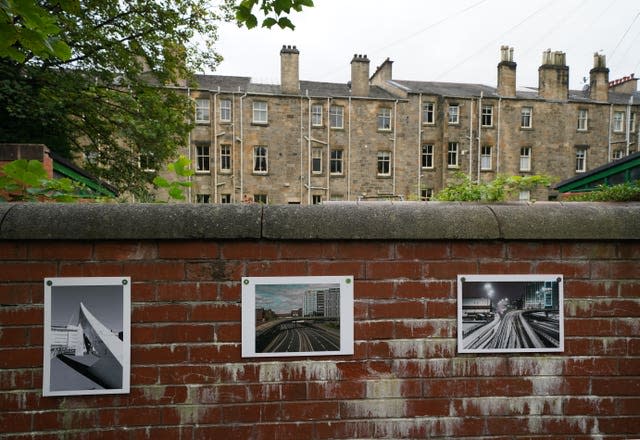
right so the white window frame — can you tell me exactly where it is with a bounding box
[631,112,636,132]
[481,105,493,127]
[448,104,459,124]
[423,102,435,125]
[196,194,211,203]
[575,148,587,173]
[311,147,322,174]
[220,194,232,203]
[377,151,391,176]
[330,105,344,129]
[518,190,530,202]
[520,147,531,172]
[220,99,232,122]
[312,194,322,205]
[195,98,210,123]
[220,144,232,172]
[480,146,492,170]
[330,149,343,175]
[253,146,268,174]
[311,104,323,127]
[377,108,392,131]
[421,144,434,169]
[195,145,210,173]
[521,107,532,128]
[613,111,624,132]
[420,188,433,201]
[613,149,624,160]
[447,142,459,168]
[252,101,268,124]
[577,109,588,131]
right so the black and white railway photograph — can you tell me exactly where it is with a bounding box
[457,275,564,354]
[241,276,354,357]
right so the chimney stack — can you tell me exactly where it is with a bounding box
[351,54,370,97]
[589,53,609,101]
[538,49,569,101]
[280,45,299,94]
[497,46,516,98]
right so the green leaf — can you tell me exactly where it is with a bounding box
[153,176,170,188]
[168,186,185,200]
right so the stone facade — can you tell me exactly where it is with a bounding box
[182,46,639,204]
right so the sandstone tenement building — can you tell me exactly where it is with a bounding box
[181,45,639,204]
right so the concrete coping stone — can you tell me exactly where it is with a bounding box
[0,202,638,240]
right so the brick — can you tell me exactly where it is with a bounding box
[2,262,57,281]
[307,260,365,277]
[0,283,37,305]
[591,337,627,355]
[395,280,452,299]
[157,241,218,259]
[33,409,97,431]
[190,343,240,363]
[158,365,220,384]
[162,405,221,425]
[0,370,34,390]
[536,261,590,278]
[93,241,156,260]
[335,241,393,260]
[427,378,479,397]
[221,242,279,260]
[0,412,31,433]
[395,319,451,338]
[0,241,28,259]
[366,261,422,280]
[215,323,241,342]
[564,358,618,375]
[246,260,307,276]
[279,242,336,259]
[29,241,93,260]
[508,242,561,260]
[479,261,533,274]
[369,300,425,319]
[477,378,532,396]
[597,416,640,434]
[591,299,640,317]
[126,261,185,280]
[618,242,640,259]
[98,407,162,427]
[133,303,190,323]
[395,242,449,260]
[281,401,339,420]
[618,397,640,415]
[620,281,640,297]
[564,397,616,415]
[424,261,477,279]
[219,282,241,301]
[565,279,618,298]
[355,320,394,340]
[0,306,41,325]
[59,262,123,277]
[190,303,240,322]
[155,323,216,343]
[307,380,366,400]
[131,345,189,364]
[0,347,41,368]
[426,300,456,318]
[609,261,640,279]
[355,281,394,299]
[130,366,159,385]
[592,378,640,396]
[562,242,618,259]
[565,318,613,335]
[452,242,505,259]
[0,327,29,346]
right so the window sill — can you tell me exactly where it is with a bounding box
[219,170,232,175]
[252,122,269,126]
[330,127,344,131]
[421,167,435,171]
[520,127,533,131]
[253,172,269,176]
[195,171,211,175]
[376,175,392,179]
[330,173,345,178]
[195,121,211,125]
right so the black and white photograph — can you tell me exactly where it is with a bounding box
[241,276,354,357]
[458,274,564,354]
[43,277,131,396]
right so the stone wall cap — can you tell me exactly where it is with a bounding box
[1,202,638,240]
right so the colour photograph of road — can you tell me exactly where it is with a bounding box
[460,279,562,352]
[254,283,341,353]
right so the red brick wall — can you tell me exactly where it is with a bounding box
[1,237,639,439]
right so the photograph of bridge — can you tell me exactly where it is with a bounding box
[457,275,564,354]
[241,276,354,357]
[43,277,130,396]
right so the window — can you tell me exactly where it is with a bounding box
[253,101,268,124]
[420,188,433,201]
[330,105,344,129]
[196,194,210,203]
[253,146,268,173]
[377,108,391,131]
[330,149,343,174]
[521,107,532,128]
[195,98,210,123]
[139,152,156,172]
[481,105,493,127]
[447,142,459,168]
[631,112,636,132]
[377,151,391,176]
[575,147,587,172]
[220,99,231,122]
[448,104,459,124]
[196,145,210,173]
[220,194,231,203]
[421,144,434,169]
[311,104,323,126]
[312,194,322,205]
[220,144,232,172]
[520,147,531,172]
[613,149,625,160]
[519,190,530,202]
[254,194,267,204]
[312,147,322,174]
[422,102,435,124]
[480,146,492,170]
[613,111,624,132]
[577,109,588,131]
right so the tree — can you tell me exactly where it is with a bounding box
[434,172,553,202]
[224,0,314,30]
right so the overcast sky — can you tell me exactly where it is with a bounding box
[209,0,639,91]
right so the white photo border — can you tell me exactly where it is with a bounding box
[457,274,564,354]
[242,275,354,358]
[43,277,131,396]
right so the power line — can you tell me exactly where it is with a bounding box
[608,11,640,63]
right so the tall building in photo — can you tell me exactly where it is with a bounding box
[175,45,639,204]
[303,287,340,318]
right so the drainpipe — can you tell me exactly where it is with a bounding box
[393,99,398,196]
[496,97,502,174]
[608,104,613,161]
[417,93,423,199]
[231,92,237,202]
[347,97,352,200]
[212,87,220,203]
[626,96,634,156]
[477,92,483,183]
[187,87,192,201]
[239,92,247,199]
[307,92,312,204]
[326,97,331,201]
[468,98,473,180]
